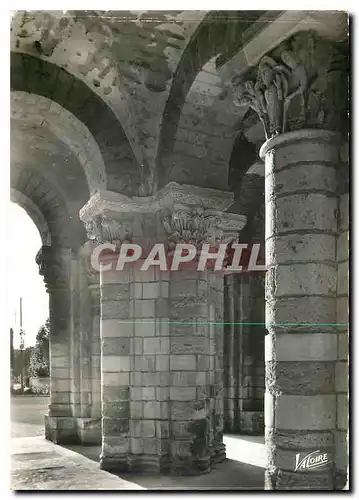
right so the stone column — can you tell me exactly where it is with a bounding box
[79,184,246,474]
[36,245,76,443]
[76,246,102,444]
[159,185,245,472]
[262,130,340,490]
[233,31,348,489]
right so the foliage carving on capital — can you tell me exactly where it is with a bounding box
[233,31,348,138]
[84,215,133,245]
[35,246,67,291]
[163,207,238,249]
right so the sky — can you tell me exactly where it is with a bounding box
[9,203,49,349]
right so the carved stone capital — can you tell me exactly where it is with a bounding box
[233,30,348,138]
[84,214,133,245]
[163,207,246,249]
[35,246,68,291]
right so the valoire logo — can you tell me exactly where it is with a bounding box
[295,450,332,472]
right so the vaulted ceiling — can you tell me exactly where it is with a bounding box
[10,10,348,243]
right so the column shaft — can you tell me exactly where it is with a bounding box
[262,130,340,490]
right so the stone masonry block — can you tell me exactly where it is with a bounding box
[197,355,210,370]
[143,402,162,419]
[102,300,130,319]
[102,418,129,435]
[170,355,197,371]
[336,297,349,325]
[156,421,170,439]
[268,263,337,298]
[335,430,348,472]
[337,395,348,430]
[266,361,334,395]
[265,333,337,362]
[156,387,169,401]
[143,282,160,299]
[335,362,348,393]
[134,320,156,337]
[102,338,130,356]
[155,298,170,318]
[160,281,169,298]
[169,371,207,386]
[141,420,156,438]
[102,372,130,387]
[102,436,130,455]
[337,232,349,262]
[130,387,142,401]
[170,387,197,401]
[266,195,337,236]
[156,355,170,371]
[102,386,129,403]
[102,356,130,372]
[266,164,337,198]
[130,402,143,419]
[131,282,142,299]
[142,387,156,401]
[171,401,207,421]
[170,280,198,297]
[101,283,130,301]
[131,337,143,354]
[266,428,334,450]
[102,319,133,338]
[103,401,130,419]
[101,269,131,285]
[134,300,155,318]
[275,394,336,431]
[131,438,143,454]
[170,337,208,354]
[134,355,156,372]
[266,296,336,328]
[337,262,349,296]
[338,334,348,361]
[339,194,349,231]
[143,338,161,354]
[273,141,339,171]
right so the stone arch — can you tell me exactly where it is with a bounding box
[10,188,51,246]
[11,51,142,196]
[156,10,267,189]
[11,164,85,249]
[11,91,106,196]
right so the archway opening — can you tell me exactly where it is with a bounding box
[10,202,50,436]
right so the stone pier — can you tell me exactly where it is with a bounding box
[261,130,340,490]
[36,246,77,444]
[79,183,246,474]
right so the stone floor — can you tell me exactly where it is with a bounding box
[11,395,265,490]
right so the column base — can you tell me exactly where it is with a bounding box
[76,417,102,445]
[334,471,348,490]
[265,468,334,490]
[212,442,226,464]
[99,448,226,475]
[45,415,78,445]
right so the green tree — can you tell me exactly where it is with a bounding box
[28,319,50,378]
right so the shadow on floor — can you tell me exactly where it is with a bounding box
[62,444,264,490]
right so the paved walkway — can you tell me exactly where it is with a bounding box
[11,396,265,490]
[11,436,144,490]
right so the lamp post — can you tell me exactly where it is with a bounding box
[19,297,25,391]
